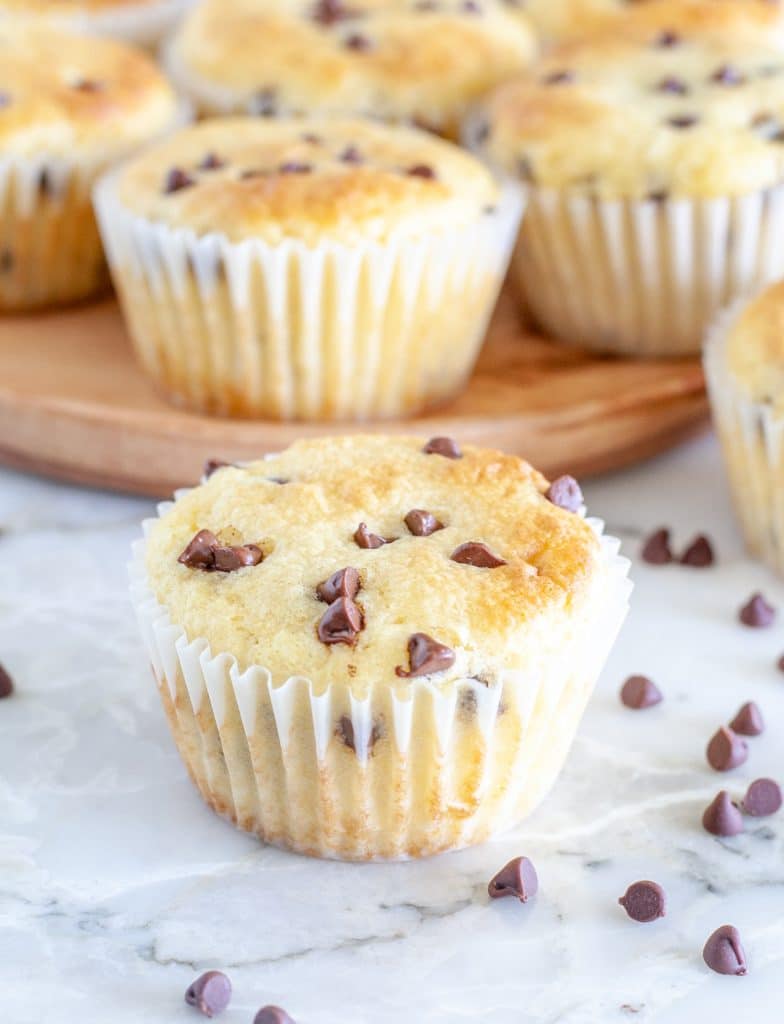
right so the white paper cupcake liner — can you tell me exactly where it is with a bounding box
[94,172,523,420]
[705,294,784,574]
[129,490,631,861]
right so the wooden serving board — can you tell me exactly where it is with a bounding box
[0,288,709,498]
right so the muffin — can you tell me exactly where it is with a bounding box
[165,0,537,140]
[94,116,521,420]
[129,435,632,860]
[705,281,784,575]
[0,0,195,48]
[0,22,180,311]
[479,0,784,357]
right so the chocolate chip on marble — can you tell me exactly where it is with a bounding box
[711,65,746,87]
[706,726,748,772]
[250,88,277,117]
[0,662,13,699]
[741,777,782,817]
[317,597,363,645]
[702,791,744,837]
[337,714,381,752]
[488,856,538,902]
[542,70,574,85]
[667,115,699,129]
[353,522,386,549]
[199,152,225,171]
[423,436,462,459]
[178,530,263,572]
[739,592,776,628]
[620,675,662,710]
[680,534,714,567]
[730,701,764,737]
[654,29,680,47]
[317,567,361,604]
[339,144,363,163]
[641,527,673,565]
[279,161,312,174]
[164,167,195,194]
[703,925,747,976]
[618,881,666,923]
[656,76,689,94]
[395,633,455,678]
[451,542,506,568]
[545,475,583,513]
[254,1008,296,1024]
[203,458,232,479]
[185,971,232,1018]
[404,509,443,537]
[344,32,371,50]
[407,164,436,180]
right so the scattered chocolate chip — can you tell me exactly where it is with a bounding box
[706,726,748,772]
[542,70,574,85]
[407,164,436,179]
[199,152,225,171]
[317,597,363,646]
[656,76,689,94]
[339,144,362,163]
[702,791,744,837]
[279,162,312,174]
[703,925,747,976]
[654,29,679,47]
[680,535,714,567]
[739,592,776,628]
[72,78,104,93]
[344,32,371,50]
[618,881,666,923]
[544,475,583,513]
[404,509,443,537]
[178,529,263,573]
[164,167,195,194]
[451,542,506,568]
[667,115,698,129]
[337,714,381,752]
[423,436,462,459]
[488,856,538,902]
[729,701,764,737]
[742,778,782,817]
[711,65,745,87]
[317,567,360,604]
[353,522,386,549]
[778,653,784,672]
[0,663,13,698]
[641,528,673,565]
[250,88,277,117]
[185,971,232,1018]
[203,459,231,479]
[396,633,455,678]
[620,675,662,710]
[254,1009,296,1024]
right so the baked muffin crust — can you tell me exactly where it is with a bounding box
[723,282,784,409]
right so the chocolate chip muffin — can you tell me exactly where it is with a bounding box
[478,0,784,356]
[94,116,521,420]
[165,0,537,140]
[705,281,784,576]
[0,22,180,310]
[0,0,195,47]
[130,436,631,860]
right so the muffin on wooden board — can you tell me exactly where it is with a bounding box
[0,22,180,311]
[130,436,631,860]
[478,0,784,356]
[165,0,537,140]
[0,0,196,47]
[94,116,521,420]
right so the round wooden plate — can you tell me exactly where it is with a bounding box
[0,288,709,498]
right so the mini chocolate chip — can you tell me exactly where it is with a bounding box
[250,89,277,117]
[337,714,381,752]
[702,791,744,837]
[317,597,363,645]
[641,528,673,565]
[311,0,354,23]
[72,78,104,93]
[354,522,386,549]
[254,1009,296,1024]
[423,436,462,459]
[178,530,262,572]
[404,509,443,537]
[680,535,714,567]
[407,164,436,179]
[711,64,745,87]
[199,152,225,171]
[647,189,669,203]
[730,701,764,737]
[396,633,455,678]
[618,881,666,923]
[0,663,13,698]
[185,971,232,1018]
[739,592,776,628]
[339,144,362,163]
[706,726,748,772]
[656,76,689,94]
[667,115,698,129]
[164,168,195,194]
[301,133,322,144]
[702,925,747,976]
[488,856,538,902]
[654,29,679,47]
[545,475,583,513]
[542,70,574,85]
[451,542,506,568]
[203,458,232,479]
[178,529,219,569]
[279,162,312,174]
[462,0,481,11]
[240,168,268,180]
[345,33,371,50]
[317,567,360,604]
[620,675,662,710]
[741,778,782,817]
[212,544,263,572]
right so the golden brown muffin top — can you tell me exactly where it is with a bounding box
[144,436,603,695]
[723,281,784,410]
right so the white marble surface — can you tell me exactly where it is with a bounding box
[1,435,783,1024]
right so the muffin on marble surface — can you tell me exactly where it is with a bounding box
[165,0,537,140]
[0,22,180,310]
[130,435,631,860]
[0,0,195,47]
[479,0,784,357]
[94,116,521,420]
[705,281,784,576]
